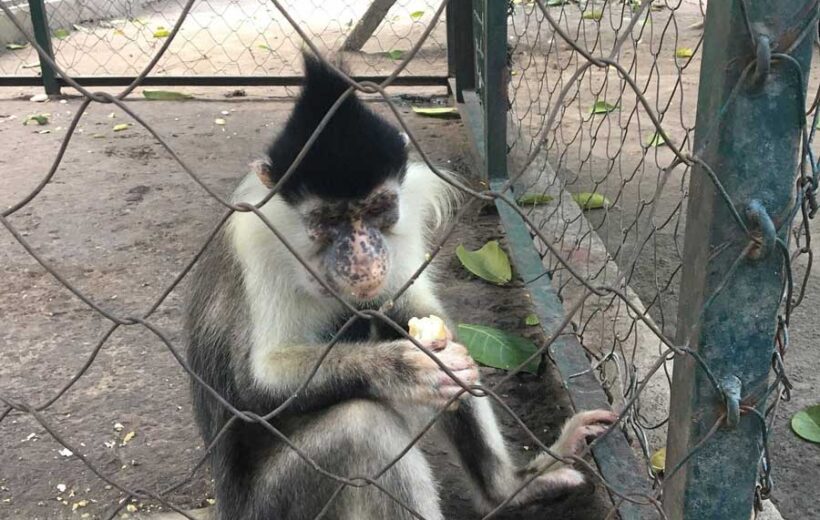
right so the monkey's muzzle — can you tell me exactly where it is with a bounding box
[327,220,389,301]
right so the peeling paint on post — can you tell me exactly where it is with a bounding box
[664,1,816,519]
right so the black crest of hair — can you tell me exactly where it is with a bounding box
[265,52,408,203]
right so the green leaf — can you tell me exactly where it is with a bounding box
[153,27,170,38]
[258,43,273,51]
[516,193,554,206]
[411,106,460,119]
[386,49,405,60]
[650,447,666,474]
[53,28,70,40]
[457,324,540,374]
[5,42,27,50]
[410,10,425,20]
[23,114,49,126]
[22,62,41,69]
[647,132,666,147]
[113,123,131,132]
[524,313,540,326]
[582,10,603,20]
[791,405,820,443]
[589,100,618,114]
[456,241,512,284]
[142,90,193,101]
[675,47,694,59]
[572,192,611,210]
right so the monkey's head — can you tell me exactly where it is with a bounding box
[255,53,427,302]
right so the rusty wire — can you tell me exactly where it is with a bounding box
[0,0,817,518]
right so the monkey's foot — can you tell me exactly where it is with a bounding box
[521,408,618,478]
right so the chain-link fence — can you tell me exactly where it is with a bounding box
[502,0,818,517]
[0,0,448,89]
[1,0,818,518]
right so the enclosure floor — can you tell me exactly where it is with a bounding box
[0,93,614,519]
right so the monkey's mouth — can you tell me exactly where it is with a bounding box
[349,286,383,302]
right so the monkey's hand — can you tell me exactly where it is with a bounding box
[397,338,479,409]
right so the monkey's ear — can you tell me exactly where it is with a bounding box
[251,159,275,189]
[399,132,410,149]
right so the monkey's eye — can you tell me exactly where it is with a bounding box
[361,204,396,230]
[306,221,333,243]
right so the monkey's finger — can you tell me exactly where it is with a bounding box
[576,409,619,427]
[437,366,479,392]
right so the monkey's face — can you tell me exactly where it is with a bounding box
[299,185,399,302]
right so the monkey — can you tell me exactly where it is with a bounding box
[184,52,617,520]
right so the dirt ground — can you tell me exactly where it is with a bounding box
[0,93,617,519]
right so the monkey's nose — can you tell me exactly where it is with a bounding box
[344,258,388,300]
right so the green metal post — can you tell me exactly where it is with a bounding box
[664,1,815,519]
[27,0,59,96]
[473,0,507,181]
[446,0,475,102]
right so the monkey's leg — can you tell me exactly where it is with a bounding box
[438,396,617,513]
[259,399,443,520]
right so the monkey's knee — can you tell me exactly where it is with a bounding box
[319,400,442,520]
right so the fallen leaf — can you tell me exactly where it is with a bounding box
[516,193,554,206]
[153,27,170,38]
[456,241,512,284]
[650,447,666,473]
[524,313,540,326]
[675,47,694,59]
[72,500,89,511]
[30,94,48,102]
[142,90,193,101]
[410,10,425,20]
[258,43,273,51]
[791,404,820,443]
[22,62,40,69]
[113,123,130,132]
[53,28,70,40]
[113,422,124,432]
[582,10,603,20]
[411,106,459,119]
[73,24,91,33]
[24,114,49,125]
[121,431,136,445]
[572,192,611,210]
[386,49,405,60]
[58,448,73,457]
[589,100,618,114]
[56,484,67,493]
[457,324,540,374]
[5,42,27,50]
[214,118,226,125]
[647,132,666,147]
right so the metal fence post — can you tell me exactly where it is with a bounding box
[473,0,507,181]
[446,0,475,102]
[26,0,59,95]
[664,1,815,518]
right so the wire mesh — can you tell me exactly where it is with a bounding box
[0,0,446,79]
[507,0,818,514]
[0,0,817,518]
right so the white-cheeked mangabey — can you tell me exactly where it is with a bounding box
[185,53,617,520]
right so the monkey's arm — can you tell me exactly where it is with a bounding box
[243,337,474,415]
